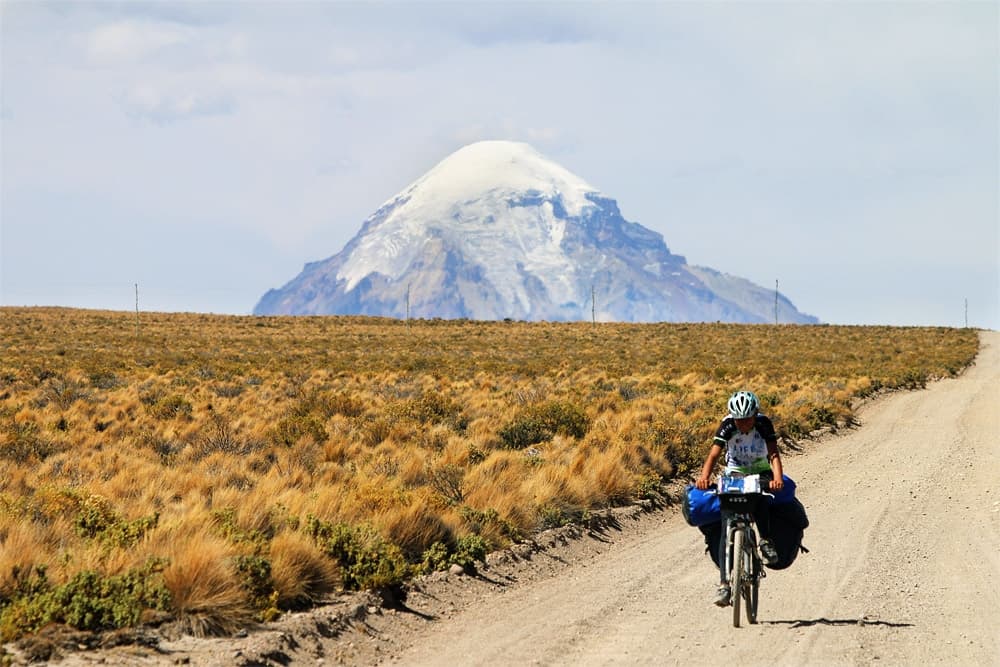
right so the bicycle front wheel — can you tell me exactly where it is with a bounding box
[731,528,744,628]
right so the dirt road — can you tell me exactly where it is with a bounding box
[381,330,1000,667]
[29,331,999,666]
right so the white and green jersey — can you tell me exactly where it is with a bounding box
[713,414,778,474]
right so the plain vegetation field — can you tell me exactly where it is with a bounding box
[0,308,979,642]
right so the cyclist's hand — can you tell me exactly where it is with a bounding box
[769,477,784,491]
[696,476,711,490]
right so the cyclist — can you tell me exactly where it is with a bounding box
[695,390,785,607]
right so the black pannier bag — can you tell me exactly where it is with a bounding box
[698,497,809,570]
[764,497,809,570]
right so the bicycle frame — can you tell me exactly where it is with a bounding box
[716,473,772,627]
[723,510,761,627]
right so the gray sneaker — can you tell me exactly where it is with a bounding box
[760,539,779,566]
[714,583,731,607]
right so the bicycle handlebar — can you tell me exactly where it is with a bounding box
[704,486,776,498]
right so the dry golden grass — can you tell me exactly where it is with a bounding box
[268,529,341,610]
[157,525,255,637]
[0,307,980,639]
[0,518,55,598]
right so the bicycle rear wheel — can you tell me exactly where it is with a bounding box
[744,532,759,625]
[745,551,759,624]
[731,529,744,628]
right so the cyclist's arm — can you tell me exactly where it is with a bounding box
[767,439,784,490]
[696,444,724,490]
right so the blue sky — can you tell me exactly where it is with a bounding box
[2,1,997,328]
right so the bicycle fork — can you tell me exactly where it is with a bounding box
[724,516,764,585]
[723,517,743,584]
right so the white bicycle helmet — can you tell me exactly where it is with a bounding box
[728,390,759,419]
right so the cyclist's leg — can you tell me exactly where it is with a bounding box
[753,472,774,540]
[713,513,732,606]
[753,503,771,540]
[752,491,779,566]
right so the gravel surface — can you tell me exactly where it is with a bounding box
[13,331,998,667]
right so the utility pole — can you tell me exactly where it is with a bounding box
[135,283,140,339]
[965,298,968,328]
[774,280,779,325]
[591,285,596,326]
[405,283,411,329]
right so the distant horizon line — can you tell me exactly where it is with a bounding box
[2,304,993,330]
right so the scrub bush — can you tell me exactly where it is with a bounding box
[497,400,589,449]
[0,560,171,641]
[304,517,409,590]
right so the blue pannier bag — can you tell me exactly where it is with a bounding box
[682,475,797,527]
[682,485,721,526]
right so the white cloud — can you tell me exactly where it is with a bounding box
[451,121,565,150]
[86,19,194,64]
[119,83,236,123]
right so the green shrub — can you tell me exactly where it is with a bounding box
[417,534,488,574]
[458,506,520,541]
[617,382,641,401]
[304,517,409,590]
[450,534,488,569]
[0,420,65,463]
[757,392,781,408]
[0,565,49,613]
[498,400,589,449]
[537,503,572,530]
[271,413,328,447]
[210,507,269,546]
[378,391,468,434]
[635,469,663,500]
[74,495,158,549]
[0,560,171,641]
[405,392,467,430]
[43,377,92,409]
[807,405,837,429]
[194,414,263,458]
[88,372,124,390]
[232,555,278,621]
[212,384,244,398]
[640,418,705,477]
[426,463,464,505]
[321,391,365,418]
[148,394,193,420]
[897,369,927,390]
[418,542,450,573]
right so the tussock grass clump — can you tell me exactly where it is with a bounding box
[158,528,254,637]
[0,307,980,641]
[269,530,341,611]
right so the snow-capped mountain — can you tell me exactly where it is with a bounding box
[254,141,818,324]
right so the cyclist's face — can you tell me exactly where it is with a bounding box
[734,416,755,434]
